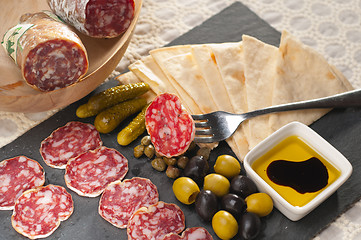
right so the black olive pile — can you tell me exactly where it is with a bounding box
[134,136,273,239]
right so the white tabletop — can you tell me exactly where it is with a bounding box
[1,0,361,239]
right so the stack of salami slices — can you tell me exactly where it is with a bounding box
[117,30,353,161]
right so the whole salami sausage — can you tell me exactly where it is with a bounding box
[40,121,102,169]
[145,93,195,158]
[99,177,159,228]
[0,156,45,210]
[64,146,128,197]
[11,184,73,239]
[1,12,89,92]
[162,227,214,240]
[48,0,135,38]
[127,201,185,240]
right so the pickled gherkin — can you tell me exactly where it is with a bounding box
[76,103,99,118]
[94,98,147,134]
[88,83,150,112]
[117,103,150,146]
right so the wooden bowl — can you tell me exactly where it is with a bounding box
[0,0,142,112]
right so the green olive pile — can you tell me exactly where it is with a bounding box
[133,136,212,179]
[172,154,274,240]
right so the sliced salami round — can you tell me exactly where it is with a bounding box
[145,93,195,158]
[162,227,214,240]
[0,156,45,210]
[48,0,135,38]
[64,146,128,197]
[99,177,159,228]
[127,201,185,240]
[40,121,102,169]
[11,184,73,239]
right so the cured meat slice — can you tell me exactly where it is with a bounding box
[2,12,88,91]
[162,227,214,240]
[127,201,185,240]
[11,184,73,239]
[48,0,135,38]
[99,177,159,228]
[40,121,102,169]
[64,146,128,197]
[145,93,195,158]
[0,156,45,210]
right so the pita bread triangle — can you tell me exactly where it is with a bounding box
[242,34,279,149]
[269,30,353,133]
[207,42,249,159]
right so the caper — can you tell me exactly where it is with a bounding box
[134,145,145,158]
[141,135,151,146]
[163,157,177,166]
[151,158,166,171]
[177,156,189,169]
[197,147,211,161]
[166,165,180,179]
[144,144,155,158]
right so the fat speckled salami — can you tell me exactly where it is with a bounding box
[11,184,73,239]
[48,0,135,38]
[0,156,45,210]
[2,12,88,91]
[40,121,102,169]
[127,201,185,240]
[99,177,159,228]
[64,146,128,197]
[162,227,214,240]
[145,93,195,158]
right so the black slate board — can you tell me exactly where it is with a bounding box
[1,2,361,240]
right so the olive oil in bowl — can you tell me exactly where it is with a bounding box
[251,135,341,207]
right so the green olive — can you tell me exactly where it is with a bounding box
[246,192,273,217]
[203,173,230,198]
[214,155,241,178]
[212,210,238,240]
[172,177,200,205]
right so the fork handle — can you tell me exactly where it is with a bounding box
[247,88,361,117]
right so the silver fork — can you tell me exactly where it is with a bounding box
[192,88,361,143]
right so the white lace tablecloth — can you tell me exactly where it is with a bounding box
[1,0,361,239]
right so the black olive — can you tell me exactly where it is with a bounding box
[238,212,261,240]
[195,190,218,222]
[183,156,209,185]
[230,175,257,199]
[221,193,246,219]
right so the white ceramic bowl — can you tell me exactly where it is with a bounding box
[244,121,352,221]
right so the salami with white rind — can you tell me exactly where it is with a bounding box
[11,184,73,239]
[99,177,159,228]
[145,93,195,158]
[162,227,214,240]
[2,12,88,92]
[64,146,128,197]
[127,201,185,240]
[40,121,102,169]
[0,156,45,211]
[48,0,135,38]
